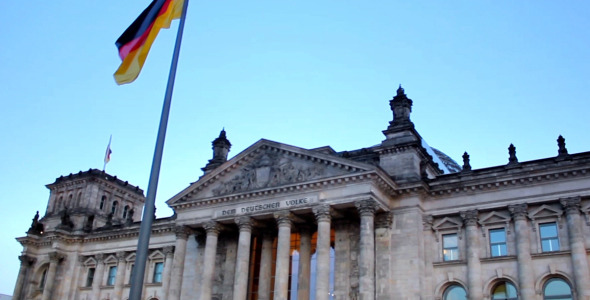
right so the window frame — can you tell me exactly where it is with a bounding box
[85,267,96,287]
[543,278,573,300]
[152,262,164,283]
[106,266,117,286]
[539,222,560,252]
[489,228,508,257]
[442,233,459,261]
[443,284,467,300]
[491,281,518,300]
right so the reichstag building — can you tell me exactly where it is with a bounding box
[13,87,590,300]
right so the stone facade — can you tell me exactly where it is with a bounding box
[13,86,590,300]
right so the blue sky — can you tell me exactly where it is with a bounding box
[1,0,589,295]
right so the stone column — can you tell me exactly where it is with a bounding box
[460,210,482,300]
[92,253,105,300]
[375,212,393,300]
[233,217,254,300]
[257,230,274,300]
[113,251,127,300]
[313,204,331,300]
[561,197,590,298]
[13,255,35,300]
[169,226,191,300]
[297,225,313,300]
[70,256,86,300]
[41,252,64,300]
[356,200,377,300]
[333,219,351,300]
[200,221,221,300]
[161,245,175,297]
[509,204,535,300]
[273,211,293,300]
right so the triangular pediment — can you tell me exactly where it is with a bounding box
[432,217,463,231]
[528,204,563,220]
[478,211,511,226]
[168,139,378,205]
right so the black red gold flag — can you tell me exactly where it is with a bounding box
[114,0,184,85]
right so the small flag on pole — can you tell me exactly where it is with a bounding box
[104,135,112,171]
[114,0,185,85]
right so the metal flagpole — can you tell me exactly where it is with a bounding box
[128,0,190,299]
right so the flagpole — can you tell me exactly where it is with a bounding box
[128,0,190,299]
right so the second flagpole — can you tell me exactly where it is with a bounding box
[128,0,190,299]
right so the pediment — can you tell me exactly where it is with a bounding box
[432,217,463,231]
[83,257,97,266]
[528,204,563,220]
[103,254,118,264]
[478,211,511,226]
[149,250,164,260]
[168,139,377,205]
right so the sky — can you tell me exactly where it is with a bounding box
[1,0,589,295]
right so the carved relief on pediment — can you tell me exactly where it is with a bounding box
[211,150,350,197]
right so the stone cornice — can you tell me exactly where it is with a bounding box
[15,222,175,247]
[171,171,397,211]
[426,162,590,198]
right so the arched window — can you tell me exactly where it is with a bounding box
[77,192,83,207]
[443,284,467,300]
[57,197,63,210]
[111,201,118,215]
[39,268,48,289]
[123,205,130,219]
[543,278,573,300]
[100,196,106,210]
[67,194,73,207]
[492,281,518,300]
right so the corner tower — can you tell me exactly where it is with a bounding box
[40,169,145,232]
[377,86,444,182]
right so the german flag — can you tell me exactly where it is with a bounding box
[114,0,184,85]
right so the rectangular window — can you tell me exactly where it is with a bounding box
[153,262,164,283]
[128,264,134,284]
[489,228,507,257]
[540,222,560,252]
[443,233,459,261]
[86,267,95,287]
[107,266,117,286]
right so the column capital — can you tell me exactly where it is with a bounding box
[19,255,36,266]
[561,197,582,215]
[175,225,192,239]
[355,200,378,217]
[95,253,105,263]
[508,204,528,221]
[460,210,478,226]
[274,211,294,227]
[78,255,86,264]
[375,212,394,229]
[48,252,65,263]
[203,221,221,236]
[235,216,255,232]
[163,245,175,256]
[422,215,434,231]
[116,251,126,261]
[313,204,332,223]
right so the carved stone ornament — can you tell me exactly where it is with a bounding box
[95,253,105,263]
[508,204,528,221]
[163,246,175,256]
[203,221,221,235]
[561,197,581,215]
[313,204,332,223]
[19,255,36,266]
[422,215,434,231]
[48,252,65,263]
[175,226,191,239]
[211,150,330,196]
[235,216,254,231]
[274,211,293,227]
[116,251,126,261]
[375,212,394,229]
[460,210,478,226]
[355,200,377,217]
